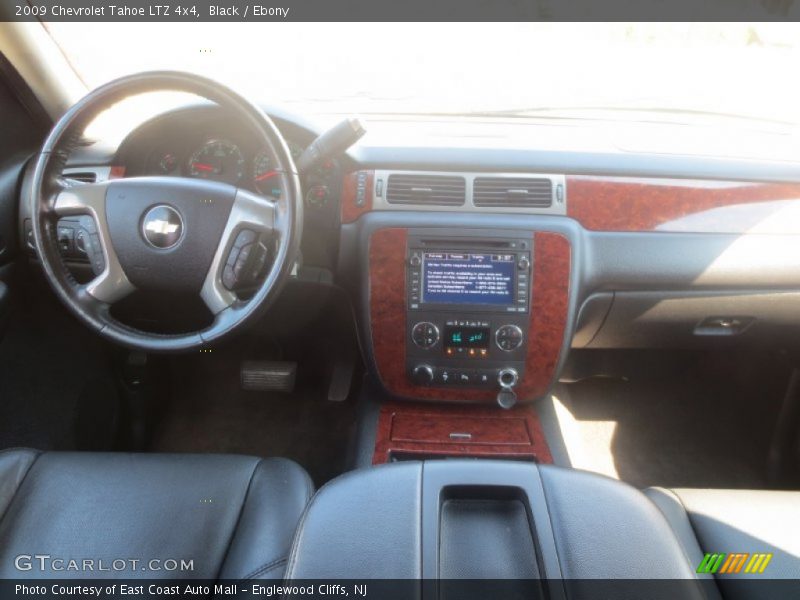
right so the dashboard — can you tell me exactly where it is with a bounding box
[14,102,800,404]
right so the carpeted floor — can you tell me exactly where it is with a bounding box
[0,286,120,452]
[544,350,788,490]
[149,346,357,487]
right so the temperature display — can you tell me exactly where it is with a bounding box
[443,326,490,349]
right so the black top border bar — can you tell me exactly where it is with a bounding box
[2,0,799,22]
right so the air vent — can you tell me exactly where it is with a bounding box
[473,177,553,208]
[386,174,466,206]
[64,172,97,184]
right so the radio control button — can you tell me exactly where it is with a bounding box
[518,255,531,270]
[436,367,454,385]
[475,370,494,386]
[408,254,421,267]
[496,324,524,351]
[411,364,435,386]
[498,367,520,389]
[412,322,439,348]
[455,370,472,385]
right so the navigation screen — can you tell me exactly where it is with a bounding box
[422,252,515,306]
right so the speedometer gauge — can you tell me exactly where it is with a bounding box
[253,141,304,196]
[253,151,281,196]
[188,139,245,185]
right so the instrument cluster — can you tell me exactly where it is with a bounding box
[144,135,340,208]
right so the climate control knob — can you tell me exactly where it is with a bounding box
[495,324,524,351]
[411,321,439,348]
[411,364,435,386]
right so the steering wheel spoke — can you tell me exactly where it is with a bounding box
[201,188,278,314]
[53,182,136,305]
[52,180,108,216]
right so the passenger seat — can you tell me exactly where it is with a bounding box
[646,487,800,599]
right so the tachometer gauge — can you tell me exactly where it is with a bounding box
[253,151,281,196]
[188,139,245,184]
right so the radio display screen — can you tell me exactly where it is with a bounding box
[422,252,515,306]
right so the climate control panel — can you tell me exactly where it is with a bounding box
[406,314,528,390]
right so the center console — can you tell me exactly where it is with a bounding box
[285,460,706,597]
[405,230,531,392]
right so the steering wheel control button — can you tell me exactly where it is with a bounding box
[496,324,524,351]
[141,205,184,249]
[57,226,73,253]
[223,228,272,292]
[412,321,439,348]
[74,229,88,255]
[89,247,105,275]
[233,228,257,248]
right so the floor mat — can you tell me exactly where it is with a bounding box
[149,349,357,487]
[547,350,787,490]
[0,287,120,452]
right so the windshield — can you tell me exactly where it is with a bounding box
[46,23,800,125]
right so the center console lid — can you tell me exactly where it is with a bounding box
[285,461,712,599]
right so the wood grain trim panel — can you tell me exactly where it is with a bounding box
[391,413,531,445]
[567,175,800,234]
[368,228,571,403]
[517,231,571,401]
[340,170,374,224]
[372,402,553,465]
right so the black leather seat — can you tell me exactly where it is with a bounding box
[0,449,313,579]
[646,487,800,600]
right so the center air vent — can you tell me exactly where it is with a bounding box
[473,177,553,208]
[386,174,466,206]
[63,172,97,184]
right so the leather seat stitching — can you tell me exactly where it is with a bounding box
[0,448,42,528]
[242,557,287,580]
[215,457,264,580]
[283,469,353,578]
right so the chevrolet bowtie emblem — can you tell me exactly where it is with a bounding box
[142,205,184,249]
[145,220,180,235]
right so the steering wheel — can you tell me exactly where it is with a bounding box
[29,71,302,352]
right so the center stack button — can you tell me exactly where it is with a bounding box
[496,324,524,351]
[412,321,439,348]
